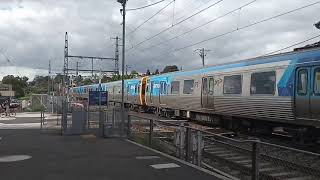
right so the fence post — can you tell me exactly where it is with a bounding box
[61,101,68,135]
[40,111,43,129]
[99,110,105,138]
[185,127,191,162]
[176,124,184,159]
[196,130,202,166]
[112,108,115,128]
[149,119,154,147]
[127,114,131,137]
[252,141,260,180]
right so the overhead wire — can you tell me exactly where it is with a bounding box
[127,0,175,37]
[127,0,165,11]
[174,0,213,23]
[262,34,320,56]
[172,1,320,52]
[140,0,257,52]
[146,1,320,62]
[126,0,224,51]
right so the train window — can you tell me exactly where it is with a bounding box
[297,69,308,95]
[183,80,194,94]
[223,75,242,94]
[209,78,214,95]
[250,71,276,95]
[314,68,320,95]
[202,78,208,95]
[171,81,180,94]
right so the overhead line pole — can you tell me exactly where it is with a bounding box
[117,0,127,136]
[48,60,51,95]
[111,36,120,75]
[121,0,126,136]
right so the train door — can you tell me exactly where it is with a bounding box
[201,77,208,108]
[295,67,311,118]
[201,76,214,109]
[208,77,215,108]
[311,67,320,119]
[159,81,167,105]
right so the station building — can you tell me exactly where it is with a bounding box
[0,84,15,97]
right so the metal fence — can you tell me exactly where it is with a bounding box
[56,101,129,137]
[128,114,320,180]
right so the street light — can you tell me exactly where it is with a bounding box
[117,0,127,136]
[315,21,320,30]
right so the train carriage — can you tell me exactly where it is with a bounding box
[70,47,320,140]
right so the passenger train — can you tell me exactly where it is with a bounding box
[71,47,320,141]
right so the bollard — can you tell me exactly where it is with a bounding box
[149,119,154,147]
[252,141,260,180]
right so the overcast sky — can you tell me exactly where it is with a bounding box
[0,0,319,80]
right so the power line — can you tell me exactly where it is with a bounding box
[172,1,320,52]
[127,0,165,11]
[146,1,320,62]
[127,0,175,37]
[174,0,213,23]
[263,34,320,56]
[127,0,224,51]
[141,0,257,52]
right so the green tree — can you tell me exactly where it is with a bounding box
[82,78,93,85]
[146,69,151,75]
[162,65,179,74]
[153,69,159,75]
[2,75,29,97]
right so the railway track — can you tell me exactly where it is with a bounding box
[201,135,320,180]
[123,109,320,179]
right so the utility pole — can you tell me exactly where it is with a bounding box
[48,60,51,95]
[111,36,120,75]
[76,61,79,76]
[117,0,127,136]
[91,58,94,78]
[194,48,210,67]
[125,65,131,75]
[63,32,68,100]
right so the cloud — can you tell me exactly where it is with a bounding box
[0,0,319,79]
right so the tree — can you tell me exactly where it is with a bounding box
[162,65,179,74]
[146,69,151,76]
[130,70,139,78]
[154,69,159,75]
[82,78,93,85]
[2,75,29,97]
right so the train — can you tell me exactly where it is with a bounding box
[70,47,320,142]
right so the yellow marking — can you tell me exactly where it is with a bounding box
[81,134,96,139]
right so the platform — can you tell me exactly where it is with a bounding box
[0,124,225,180]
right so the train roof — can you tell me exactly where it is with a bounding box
[75,47,320,87]
[150,47,320,78]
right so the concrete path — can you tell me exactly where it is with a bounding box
[0,128,224,180]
